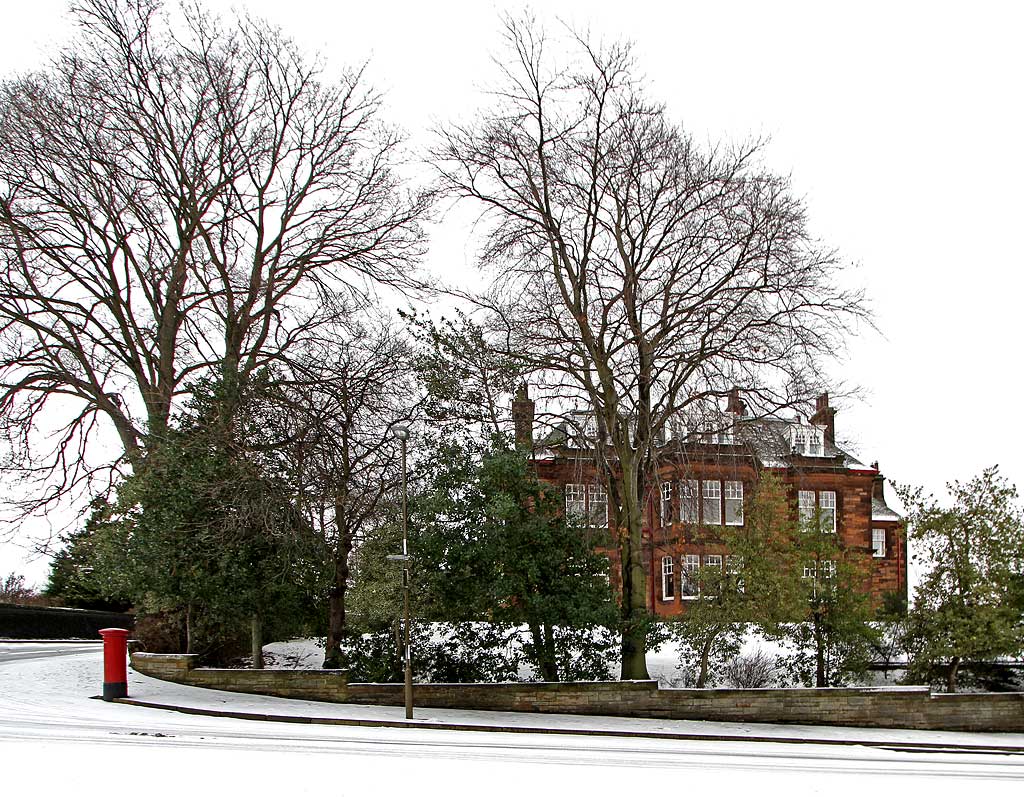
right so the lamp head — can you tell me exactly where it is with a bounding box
[392,425,410,441]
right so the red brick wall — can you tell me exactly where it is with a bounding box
[533,451,906,616]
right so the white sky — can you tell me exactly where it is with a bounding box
[1,0,1022,587]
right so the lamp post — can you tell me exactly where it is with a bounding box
[388,425,413,720]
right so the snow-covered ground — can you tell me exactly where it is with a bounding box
[261,632,906,687]
[2,644,1022,796]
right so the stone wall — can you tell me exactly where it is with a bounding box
[130,653,349,702]
[129,652,1024,732]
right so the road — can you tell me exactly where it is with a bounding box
[0,640,101,664]
[1,644,1021,796]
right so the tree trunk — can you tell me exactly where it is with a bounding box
[185,603,193,655]
[617,450,651,681]
[323,548,351,669]
[696,630,719,688]
[814,615,826,687]
[251,612,263,669]
[323,509,354,670]
[528,621,559,681]
[543,623,559,682]
[947,656,961,693]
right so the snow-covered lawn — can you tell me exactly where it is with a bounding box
[261,630,906,687]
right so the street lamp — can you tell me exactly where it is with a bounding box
[389,425,413,719]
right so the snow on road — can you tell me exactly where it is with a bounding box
[1,647,1021,796]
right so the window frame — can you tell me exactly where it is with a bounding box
[681,554,700,600]
[702,480,722,525]
[872,528,886,558]
[660,482,673,526]
[661,555,675,601]
[680,479,699,523]
[588,483,609,527]
[565,483,586,525]
[819,491,837,533]
[798,489,838,533]
[702,554,723,597]
[798,490,816,527]
[725,554,745,593]
[724,480,744,526]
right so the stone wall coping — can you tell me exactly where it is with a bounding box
[192,667,347,675]
[132,652,199,663]
[659,685,932,695]
[346,679,658,689]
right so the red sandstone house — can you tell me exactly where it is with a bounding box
[512,387,906,617]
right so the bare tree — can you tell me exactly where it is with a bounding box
[0,0,428,534]
[434,17,867,678]
[0,572,37,604]
[276,317,422,669]
[723,647,781,689]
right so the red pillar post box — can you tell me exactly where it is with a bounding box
[99,627,131,700]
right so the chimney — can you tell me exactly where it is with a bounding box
[871,462,886,504]
[726,386,747,416]
[511,382,535,450]
[810,392,836,446]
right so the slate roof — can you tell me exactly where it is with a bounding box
[734,416,867,471]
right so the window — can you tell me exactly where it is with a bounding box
[792,425,824,456]
[661,556,675,601]
[701,418,734,445]
[703,480,722,525]
[680,479,699,523]
[726,554,745,593]
[661,482,673,525]
[565,484,586,524]
[798,490,838,533]
[681,555,700,599]
[798,490,815,526]
[588,484,608,527]
[724,481,743,526]
[803,560,835,598]
[668,416,687,442]
[819,491,837,533]
[702,554,723,597]
[872,528,886,558]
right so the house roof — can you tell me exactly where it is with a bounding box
[540,415,867,469]
[871,495,901,522]
[734,416,866,470]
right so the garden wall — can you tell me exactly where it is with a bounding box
[130,652,1024,733]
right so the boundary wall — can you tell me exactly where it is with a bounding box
[130,652,1024,733]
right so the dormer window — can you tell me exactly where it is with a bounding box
[570,413,599,447]
[791,424,824,456]
[700,416,735,445]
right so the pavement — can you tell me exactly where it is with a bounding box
[111,663,1024,755]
